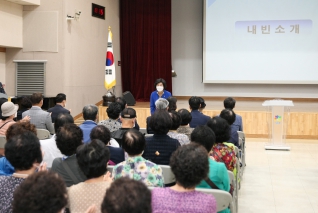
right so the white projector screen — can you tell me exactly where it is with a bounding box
[203,0,318,84]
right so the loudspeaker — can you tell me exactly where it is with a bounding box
[122,91,136,106]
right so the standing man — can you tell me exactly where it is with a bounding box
[47,93,70,123]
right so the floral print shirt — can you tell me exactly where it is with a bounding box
[0,176,25,213]
[167,131,190,146]
[98,119,121,132]
[211,142,236,172]
[112,156,164,187]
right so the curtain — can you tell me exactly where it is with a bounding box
[120,0,172,101]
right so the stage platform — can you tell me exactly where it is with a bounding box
[98,99,318,139]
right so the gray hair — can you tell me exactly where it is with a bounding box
[82,104,98,121]
[155,98,169,110]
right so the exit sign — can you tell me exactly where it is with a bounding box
[92,3,105,19]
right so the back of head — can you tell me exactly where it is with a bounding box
[76,139,110,179]
[120,108,136,128]
[169,111,181,130]
[12,171,67,213]
[170,143,209,189]
[20,96,32,109]
[115,97,126,111]
[188,96,201,110]
[56,123,83,156]
[191,125,216,152]
[90,125,111,145]
[206,117,231,142]
[101,177,152,213]
[55,93,66,103]
[177,108,192,125]
[6,121,37,140]
[223,97,236,109]
[155,98,169,110]
[149,110,172,134]
[167,96,177,112]
[106,102,121,119]
[54,113,74,133]
[82,104,98,121]
[122,129,145,156]
[30,93,43,105]
[5,131,42,171]
[220,108,236,125]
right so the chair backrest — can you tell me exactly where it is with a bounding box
[159,165,176,185]
[227,170,235,185]
[237,131,245,141]
[145,134,153,138]
[107,165,114,174]
[234,146,239,156]
[36,129,50,140]
[0,135,6,149]
[196,188,234,212]
[139,128,147,135]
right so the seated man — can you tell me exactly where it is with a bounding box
[167,111,190,146]
[98,102,122,132]
[22,92,54,134]
[188,96,210,128]
[146,98,169,134]
[47,93,70,123]
[224,97,243,147]
[79,104,98,143]
[115,97,140,130]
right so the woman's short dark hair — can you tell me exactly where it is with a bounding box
[170,143,209,189]
[76,139,109,179]
[101,177,152,213]
[20,96,32,109]
[56,123,83,156]
[167,96,177,112]
[191,125,216,152]
[1,116,9,121]
[30,93,43,105]
[206,117,231,142]
[54,113,74,133]
[122,129,145,156]
[177,109,192,125]
[106,102,122,119]
[90,125,111,145]
[115,97,127,111]
[169,111,182,130]
[188,96,201,110]
[55,93,66,103]
[5,132,42,171]
[12,171,67,213]
[149,110,172,134]
[154,78,167,90]
[6,121,37,140]
[220,109,236,125]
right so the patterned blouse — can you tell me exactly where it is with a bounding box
[211,143,236,172]
[98,119,121,132]
[0,176,25,213]
[176,126,194,140]
[167,131,190,146]
[112,156,164,187]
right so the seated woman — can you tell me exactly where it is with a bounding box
[176,108,194,139]
[68,139,112,213]
[12,171,67,213]
[0,132,44,212]
[191,125,231,213]
[113,129,164,187]
[198,97,206,113]
[167,111,190,146]
[150,78,171,114]
[207,117,236,173]
[98,102,122,132]
[151,143,217,213]
[142,110,180,165]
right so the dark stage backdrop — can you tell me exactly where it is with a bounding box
[120,0,172,101]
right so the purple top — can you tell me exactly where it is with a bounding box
[152,187,217,213]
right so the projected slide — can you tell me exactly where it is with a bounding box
[203,0,318,84]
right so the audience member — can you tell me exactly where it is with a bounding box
[150,78,171,114]
[101,177,152,213]
[90,125,124,164]
[12,171,67,213]
[79,104,98,143]
[191,125,230,213]
[142,110,180,165]
[0,97,8,120]
[113,129,164,187]
[40,113,74,168]
[16,96,32,121]
[0,132,44,213]
[167,96,177,112]
[224,97,243,147]
[47,93,71,123]
[198,97,206,113]
[188,96,210,128]
[115,97,140,130]
[111,107,136,146]
[69,139,112,213]
[146,98,169,134]
[98,102,121,132]
[151,143,217,213]
[207,117,237,172]
[22,92,54,134]
[51,124,86,187]
[176,108,194,139]
[167,111,190,145]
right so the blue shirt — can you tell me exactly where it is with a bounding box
[228,114,243,147]
[0,157,14,176]
[189,110,210,128]
[150,90,171,114]
[79,120,97,143]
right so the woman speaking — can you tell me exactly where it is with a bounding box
[150,78,171,114]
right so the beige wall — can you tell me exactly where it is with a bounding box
[0,0,23,48]
[5,0,121,116]
[0,53,5,83]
